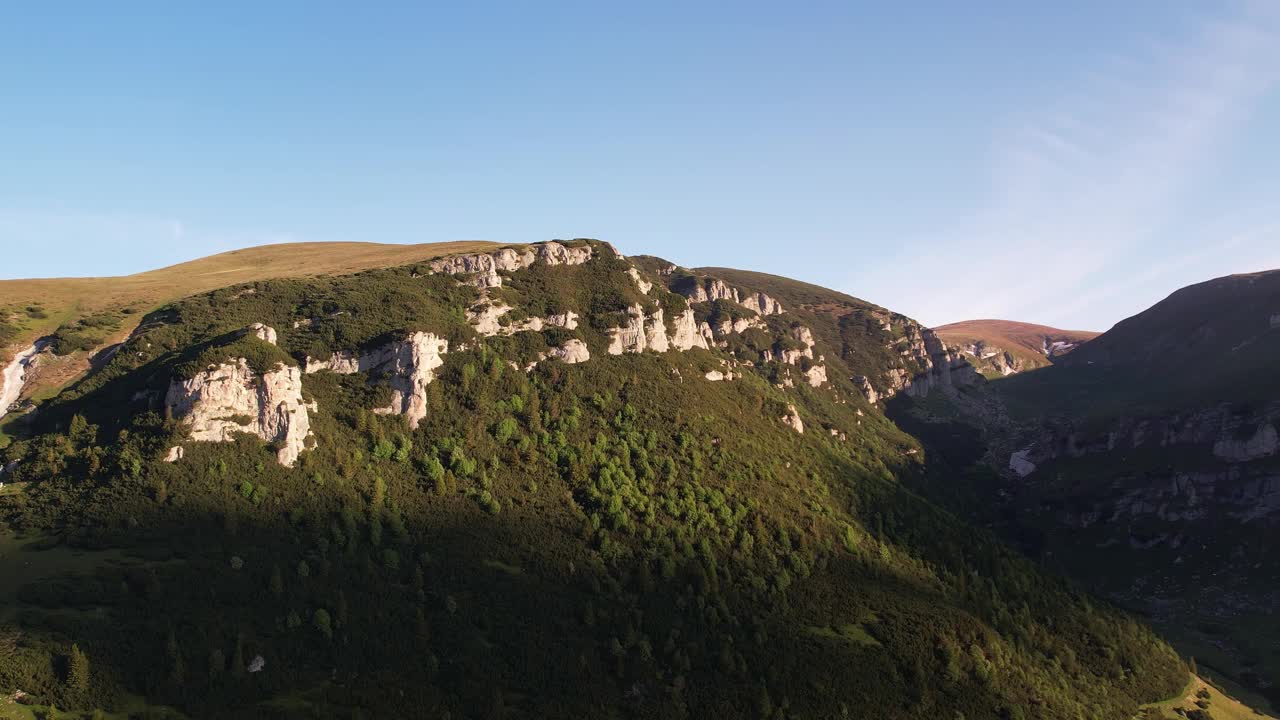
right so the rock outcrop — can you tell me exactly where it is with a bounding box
[803,364,828,388]
[1009,449,1036,477]
[670,309,713,351]
[607,304,715,355]
[955,341,1021,376]
[627,268,653,294]
[429,241,595,288]
[544,339,591,365]
[781,404,805,433]
[678,277,783,316]
[467,302,580,337]
[607,305,655,355]
[306,332,448,429]
[166,358,314,467]
[1212,423,1278,462]
[249,323,278,345]
[370,333,449,429]
[1,340,46,421]
[429,247,535,288]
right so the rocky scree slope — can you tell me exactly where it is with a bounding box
[0,240,1187,719]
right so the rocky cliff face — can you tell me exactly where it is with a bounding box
[428,241,594,288]
[955,341,1022,376]
[1014,402,1280,472]
[466,301,579,337]
[156,240,967,468]
[853,327,980,403]
[605,305,716,355]
[165,357,314,467]
[675,276,784,316]
[306,332,449,429]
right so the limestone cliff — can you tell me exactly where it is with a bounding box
[165,358,314,467]
[675,277,783,316]
[306,332,448,429]
[428,241,593,288]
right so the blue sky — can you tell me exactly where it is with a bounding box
[2,1,1278,330]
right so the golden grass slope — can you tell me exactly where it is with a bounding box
[0,240,498,357]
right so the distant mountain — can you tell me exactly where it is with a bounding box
[896,269,1280,712]
[0,240,1190,718]
[934,319,1098,377]
[1054,270,1280,408]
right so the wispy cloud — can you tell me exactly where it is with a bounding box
[855,0,1280,331]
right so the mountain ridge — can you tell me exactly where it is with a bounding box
[0,239,1191,718]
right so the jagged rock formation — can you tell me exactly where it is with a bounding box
[606,304,716,356]
[852,327,980,403]
[627,268,653,294]
[165,358,314,467]
[671,308,712,351]
[803,364,828,388]
[1,340,46,420]
[467,301,579,337]
[781,403,804,433]
[675,277,783,316]
[1013,402,1280,470]
[428,241,593,288]
[606,305,664,354]
[543,339,590,365]
[306,332,448,429]
[249,322,278,345]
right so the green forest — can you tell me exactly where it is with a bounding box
[0,241,1188,719]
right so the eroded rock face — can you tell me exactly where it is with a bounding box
[249,323,278,345]
[304,332,448,429]
[429,241,596,288]
[1214,423,1279,462]
[741,291,783,316]
[627,268,653,294]
[607,304,647,355]
[1009,449,1036,477]
[467,302,581,337]
[370,333,449,429]
[429,248,534,288]
[853,376,879,404]
[1020,403,1280,469]
[804,364,828,388]
[466,303,513,336]
[670,309,711,351]
[165,359,314,466]
[545,339,590,364]
[891,328,981,399]
[679,278,783,316]
[781,404,805,433]
[714,317,766,337]
[537,241,593,266]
